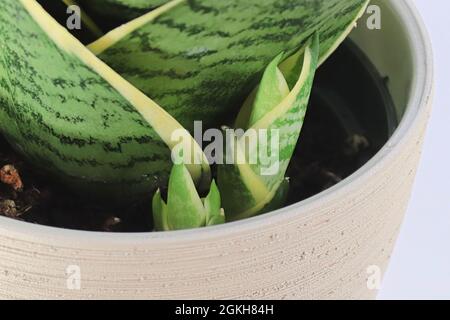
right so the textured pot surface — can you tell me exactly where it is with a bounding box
[0,0,433,299]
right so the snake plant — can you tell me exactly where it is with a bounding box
[0,0,369,230]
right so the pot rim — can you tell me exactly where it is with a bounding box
[0,0,434,246]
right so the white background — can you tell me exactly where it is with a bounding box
[378,0,450,300]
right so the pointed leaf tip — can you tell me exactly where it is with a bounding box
[247,52,290,128]
[152,189,169,231]
[205,179,224,225]
[166,163,206,230]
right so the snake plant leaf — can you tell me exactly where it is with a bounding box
[247,53,290,128]
[152,189,169,231]
[218,35,319,221]
[88,0,369,132]
[0,0,210,200]
[152,164,224,231]
[78,0,170,22]
[204,180,225,226]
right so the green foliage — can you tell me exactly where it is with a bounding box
[0,0,369,228]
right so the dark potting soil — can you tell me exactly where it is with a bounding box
[0,41,396,232]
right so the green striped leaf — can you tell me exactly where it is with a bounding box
[90,0,369,131]
[218,35,320,221]
[0,0,210,199]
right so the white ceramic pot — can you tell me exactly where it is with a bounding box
[0,0,433,300]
